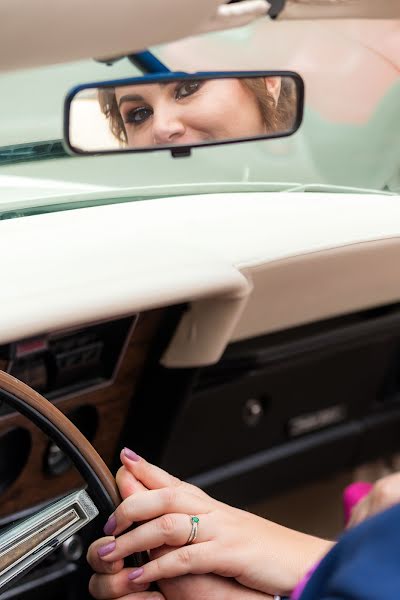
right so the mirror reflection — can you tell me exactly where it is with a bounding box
[68,74,301,153]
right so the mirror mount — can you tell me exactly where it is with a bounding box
[171,147,191,159]
[95,50,170,75]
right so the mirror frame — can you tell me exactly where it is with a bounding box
[63,70,304,158]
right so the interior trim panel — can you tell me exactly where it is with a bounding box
[232,236,400,341]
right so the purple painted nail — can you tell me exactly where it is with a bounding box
[103,514,117,536]
[97,541,116,558]
[123,447,141,461]
[128,567,144,581]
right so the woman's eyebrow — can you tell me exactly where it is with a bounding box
[118,83,174,108]
[118,94,145,107]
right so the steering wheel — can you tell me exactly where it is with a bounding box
[0,370,146,593]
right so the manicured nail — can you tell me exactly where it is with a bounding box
[103,514,117,535]
[128,567,144,581]
[123,447,141,461]
[97,541,116,558]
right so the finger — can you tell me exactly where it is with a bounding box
[116,465,147,500]
[98,513,212,562]
[122,543,221,585]
[120,449,182,489]
[87,537,124,574]
[120,449,209,499]
[89,569,150,599]
[104,488,211,536]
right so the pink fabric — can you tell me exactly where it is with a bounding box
[290,481,373,599]
[342,481,373,524]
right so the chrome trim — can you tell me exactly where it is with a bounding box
[0,489,98,593]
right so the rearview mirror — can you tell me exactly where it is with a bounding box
[64,71,304,158]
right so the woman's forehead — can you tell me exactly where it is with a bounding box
[115,82,171,104]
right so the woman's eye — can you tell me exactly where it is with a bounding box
[124,107,153,125]
[175,81,202,100]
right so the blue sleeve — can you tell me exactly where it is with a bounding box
[299,503,400,599]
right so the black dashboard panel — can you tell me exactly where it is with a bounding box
[131,303,400,507]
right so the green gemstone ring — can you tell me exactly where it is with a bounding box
[186,515,199,545]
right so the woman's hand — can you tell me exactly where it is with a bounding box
[348,471,400,528]
[87,454,274,600]
[91,449,332,597]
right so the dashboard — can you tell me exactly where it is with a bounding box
[2,191,400,366]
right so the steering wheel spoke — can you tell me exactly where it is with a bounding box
[0,489,98,593]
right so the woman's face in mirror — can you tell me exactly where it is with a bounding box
[114,77,282,148]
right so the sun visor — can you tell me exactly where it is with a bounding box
[0,0,223,73]
[278,0,400,20]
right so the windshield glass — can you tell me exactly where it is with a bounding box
[0,18,399,218]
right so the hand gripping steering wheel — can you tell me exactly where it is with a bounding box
[0,370,146,593]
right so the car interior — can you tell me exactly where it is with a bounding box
[0,0,400,598]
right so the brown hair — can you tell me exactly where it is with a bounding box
[242,77,296,133]
[98,77,296,145]
[98,87,127,144]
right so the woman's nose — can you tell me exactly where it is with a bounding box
[152,109,186,145]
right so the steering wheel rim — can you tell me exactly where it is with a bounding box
[0,370,146,584]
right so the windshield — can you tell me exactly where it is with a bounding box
[0,18,399,217]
